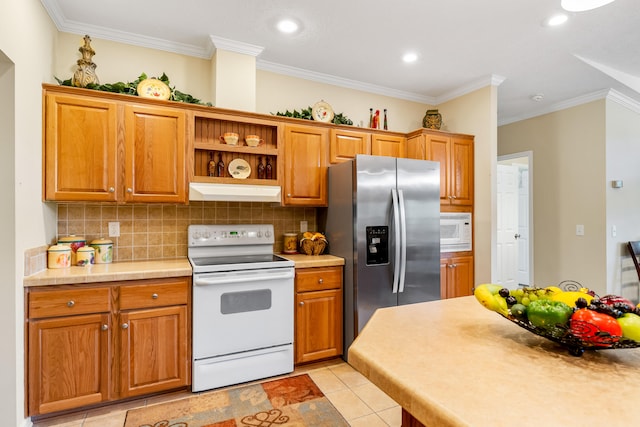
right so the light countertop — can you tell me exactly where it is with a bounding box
[23,258,193,287]
[24,255,344,287]
[280,253,345,268]
[348,296,640,427]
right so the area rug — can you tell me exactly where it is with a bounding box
[123,374,349,427]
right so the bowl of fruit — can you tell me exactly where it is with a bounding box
[474,284,640,356]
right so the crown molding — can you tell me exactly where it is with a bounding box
[257,60,436,104]
[209,36,264,57]
[606,89,640,114]
[436,74,506,104]
[41,0,211,58]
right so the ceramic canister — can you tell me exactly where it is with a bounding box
[76,246,95,266]
[57,235,86,266]
[90,238,113,264]
[283,233,298,254]
[47,244,71,269]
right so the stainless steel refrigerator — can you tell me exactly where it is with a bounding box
[324,155,441,358]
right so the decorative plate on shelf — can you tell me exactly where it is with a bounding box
[311,100,334,123]
[137,78,171,100]
[228,158,251,179]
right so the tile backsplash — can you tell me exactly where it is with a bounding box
[56,202,318,262]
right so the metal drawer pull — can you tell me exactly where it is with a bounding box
[152,293,159,299]
[67,300,75,307]
[102,324,108,331]
[318,278,324,284]
[299,301,305,306]
[121,323,129,329]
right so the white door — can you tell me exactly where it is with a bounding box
[517,169,530,284]
[497,164,519,289]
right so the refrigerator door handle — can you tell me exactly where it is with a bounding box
[398,189,407,293]
[391,188,401,294]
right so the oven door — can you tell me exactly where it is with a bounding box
[192,267,294,360]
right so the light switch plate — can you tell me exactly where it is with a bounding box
[300,221,308,233]
[576,224,584,236]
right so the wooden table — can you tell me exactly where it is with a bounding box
[348,296,640,427]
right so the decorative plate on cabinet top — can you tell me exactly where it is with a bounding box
[137,78,171,100]
[311,100,334,123]
[228,158,251,179]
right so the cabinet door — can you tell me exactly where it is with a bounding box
[450,136,474,206]
[442,255,474,298]
[371,134,406,158]
[44,93,118,201]
[28,313,111,415]
[295,288,343,364]
[426,134,451,205]
[330,129,371,164]
[119,305,189,398]
[440,259,449,299]
[283,124,328,206]
[124,105,187,204]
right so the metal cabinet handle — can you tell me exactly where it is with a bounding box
[126,188,133,193]
[299,301,305,306]
[102,324,108,331]
[287,193,292,197]
[318,278,324,284]
[121,323,129,329]
[152,293,159,299]
[108,187,115,193]
[67,300,75,307]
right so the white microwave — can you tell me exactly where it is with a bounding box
[440,212,472,252]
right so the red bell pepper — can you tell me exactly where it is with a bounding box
[570,308,622,347]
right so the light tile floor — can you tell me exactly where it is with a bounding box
[31,358,401,427]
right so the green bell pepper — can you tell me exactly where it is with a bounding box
[527,299,573,331]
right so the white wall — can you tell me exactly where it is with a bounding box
[605,98,640,301]
[0,0,58,425]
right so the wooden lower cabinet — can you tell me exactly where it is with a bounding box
[26,277,191,416]
[28,313,111,415]
[440,254,474,299]
[294,266,343,364]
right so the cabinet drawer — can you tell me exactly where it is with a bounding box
[119,279,189,310]
[29,287,111,318]
[296,267,342,292]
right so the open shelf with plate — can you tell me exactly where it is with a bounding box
[192,113,280,185]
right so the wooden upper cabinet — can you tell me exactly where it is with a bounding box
[283,124,328,206]
[329,128,371,163]
[43,86,188,204]
[407,130,474,206]
[371,134,406,158]
[44,93,119,202]
[124,105,187,203]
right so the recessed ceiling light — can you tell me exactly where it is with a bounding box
[276,19,299,34]
[531,94,545,102]
[403,52,418,63]
[544,13,569,26]
[561,0,615,12]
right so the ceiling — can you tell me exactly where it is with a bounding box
[41,0,640,125]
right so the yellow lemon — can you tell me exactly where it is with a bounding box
[551,291,593,307]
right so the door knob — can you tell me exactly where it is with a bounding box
[514,233,521,239]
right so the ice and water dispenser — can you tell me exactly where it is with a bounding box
[366,226,389,265]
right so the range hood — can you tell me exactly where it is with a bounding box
[189,182,282,203]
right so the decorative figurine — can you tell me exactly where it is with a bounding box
[72,35,100,88]
[216,153,225,177]
[266,157,273,180]
[383,109,388,130]
[372,110,380,129]
[369,108,374,128]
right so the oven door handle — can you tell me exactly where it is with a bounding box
[194,269,294,286]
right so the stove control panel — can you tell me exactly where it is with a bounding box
[188,224,274,247]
